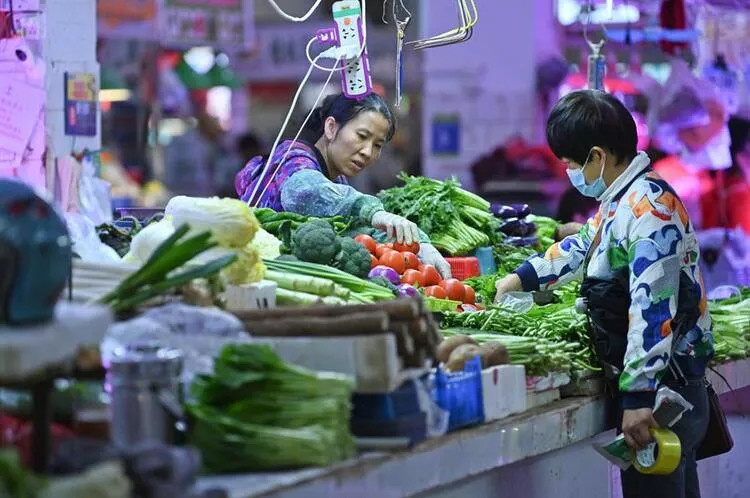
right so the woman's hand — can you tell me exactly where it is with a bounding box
[621,408,658,450]
[493,274,522,304]
[418,243,452,279]
[371,211,420,244]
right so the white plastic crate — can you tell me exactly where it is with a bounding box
[225,280,277,311]
[481,364,526,421]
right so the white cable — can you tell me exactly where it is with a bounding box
[265,0,324,22]
[252,60,341,207]
[246,51,342,207]
[245,56,320,206]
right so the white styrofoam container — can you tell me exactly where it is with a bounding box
[225,280,277,311]
[526,388,561,410]
[481,364,526,422]
[251,334,427,393]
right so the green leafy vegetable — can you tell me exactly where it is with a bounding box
[379,173,493,255]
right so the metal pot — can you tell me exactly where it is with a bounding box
[107,342,184,449]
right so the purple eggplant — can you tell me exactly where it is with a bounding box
[521,236,538,247]
[491,204,518,219]
[369,265,401,286]
[499,217,524,236]
[397,284,419,298]
[510,203,531,218]
[520,220,537,236]
[504,236,525,247]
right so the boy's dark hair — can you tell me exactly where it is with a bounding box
[546,90,638,166]
[302,92,396,143]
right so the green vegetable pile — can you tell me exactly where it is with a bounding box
[264,258,395,304]
[379,173,495,255]
[187,344,355,473]
[0,448,44,498]
[254,209,351,246]
[441,299,598,374]
[98,224,236,313]
[527,214,558,252]
[709,288,750,363]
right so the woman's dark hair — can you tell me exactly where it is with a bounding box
[302,92,396,143]
[546,90,638,166]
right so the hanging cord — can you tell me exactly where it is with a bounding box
[265,0,324,22]
[583,0,607,56]
[249,52,342,207]
[407,0,477,49]
[248,0,369,206]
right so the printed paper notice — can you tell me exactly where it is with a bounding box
[0,77,44,159]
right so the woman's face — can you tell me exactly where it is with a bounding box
[324,110,390,177]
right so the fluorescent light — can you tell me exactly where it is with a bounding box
[99,89,132,102]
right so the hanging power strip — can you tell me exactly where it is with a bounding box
[332,0,372,99]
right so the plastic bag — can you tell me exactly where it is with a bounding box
[496,291,534,313]
[65,211,121,263]
[102,303,250,393]
[165,196,259,248]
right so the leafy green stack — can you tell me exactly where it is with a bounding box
[441,295,598,375]
[709,289,750,363]
[188,344,355,473]
[264,258,395,305]
[378,173,496,256]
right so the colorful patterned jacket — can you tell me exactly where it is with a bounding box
[235,139,385,224]
[514,153,714,409]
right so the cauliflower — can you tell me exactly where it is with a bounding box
[250,227,282,260]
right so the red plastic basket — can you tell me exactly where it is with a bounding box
[445,257,481,281]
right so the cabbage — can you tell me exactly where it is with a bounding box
[123,217,176,263]
[166,196,259,248]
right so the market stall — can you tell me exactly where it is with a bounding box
[2,1,750,498]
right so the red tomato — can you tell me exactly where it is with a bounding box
[370,254,379,269]
[439,278,466,302]
[375,244,395,259]
[355,234,377,255]
[393,241,420,254]
[402,251,419,270]
[379,251,406,274]
[424,285,447,299]
[462,285,476,304]
[401,269,425,287]
[419,264,442,286]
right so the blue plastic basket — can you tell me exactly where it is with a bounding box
[352,381,422,421]
[432,356,485,431]
[472,247,497,276]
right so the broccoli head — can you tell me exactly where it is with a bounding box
[333,237,372,279]
[291,220,341,265]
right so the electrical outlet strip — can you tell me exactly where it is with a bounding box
[332,0,372,99]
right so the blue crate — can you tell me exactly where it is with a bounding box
[352,381,422,421]
[432,356,484,431]
[350,412,427,446]
[472,246,497,275]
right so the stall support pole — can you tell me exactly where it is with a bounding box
[30,379,54,473]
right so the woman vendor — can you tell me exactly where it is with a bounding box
[235,92,451,278]
[495,90,714,498]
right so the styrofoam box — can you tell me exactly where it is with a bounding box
[225,280,277,311]
[251,334,428,393]
[526,388,561,410]
[481,364,527,422]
